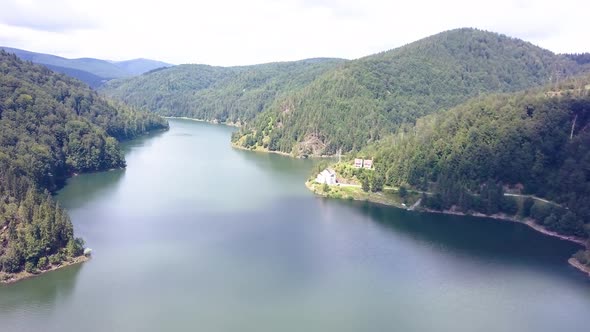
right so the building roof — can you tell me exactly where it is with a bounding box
[320,168,336,177]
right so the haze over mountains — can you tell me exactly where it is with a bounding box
[0,47,172,88]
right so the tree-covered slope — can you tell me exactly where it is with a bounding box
[100,58,346,125]
[362,75,590,239]
[0,51,168,278]
[234,28,586,156]
[42,64,107,89]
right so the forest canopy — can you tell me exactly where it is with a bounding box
[232,29,588,156]
[360,76,590,240]
[0,51,168,276]
[100,58,345,125]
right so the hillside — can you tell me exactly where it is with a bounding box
[233,28,587,156]
[358,76,590,242]
[0,47,172,88]
[0,51,168,278]
[100,58,346,125]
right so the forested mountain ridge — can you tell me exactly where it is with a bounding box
[0,51,168,278]
[0,47,172,88]
[233,28,587,156]
[358,75,590,247]
[99,58,346,125]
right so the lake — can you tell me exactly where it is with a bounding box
[1,118,589,332]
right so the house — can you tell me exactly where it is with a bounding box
[363,159,373,169]
[354,158,363,168]
[316,168,337,185]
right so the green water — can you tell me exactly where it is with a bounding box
[1,119,589,332]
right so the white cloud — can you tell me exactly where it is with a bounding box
[0,0,587,65]
[0,0,100,31]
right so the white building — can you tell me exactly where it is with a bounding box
[354,158,373,169]
[354,158,363,168]
[316,168,337,185]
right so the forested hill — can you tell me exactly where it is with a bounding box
[233,28,586,156]
[0,51,168,278]
[99,58,346,125]
[361,76,590,241]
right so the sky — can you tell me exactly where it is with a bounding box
[0,0,588,66]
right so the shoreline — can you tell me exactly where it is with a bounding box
[421,208,588,247]
[231,142,294,157]
[0,255,90,285]
[231,142,338,159]
[164,116,242,127]
[568,258,590,277]
[305,180,590,277]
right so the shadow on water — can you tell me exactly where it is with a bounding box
[0,262,85,311]
[120,128,168,153]
[56,169,125,210]
[231,148,333,177]
[327,198,587,278]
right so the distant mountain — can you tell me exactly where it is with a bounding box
[113,58,172,76]
[0,47,172,88]
[0,47,129,79]
[42,64,108,88]
[100,58,346,125]
[232,28,588,155]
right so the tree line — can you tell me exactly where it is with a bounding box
[0,51,168,276]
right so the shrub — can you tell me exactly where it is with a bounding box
[49,254,62,265]
[25,261,36,274]
[520,197,534,217]
[1,247,23,273]
[500,197,518,215]
[399,186,408,198]
[531,201,551,221]
[37,257,49,270]
[543,213,558,228]
[573,250,589,265]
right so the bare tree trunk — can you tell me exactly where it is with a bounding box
[570,114,578,140]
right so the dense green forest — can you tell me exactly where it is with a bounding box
[357,77,590,257]
[0,51,168,277]
[233,29,587,156]
[100,58,345,125]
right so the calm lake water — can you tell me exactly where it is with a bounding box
[1,119,589,332]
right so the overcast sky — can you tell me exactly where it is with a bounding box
[0,0,588,66]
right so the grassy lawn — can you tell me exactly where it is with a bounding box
[306,181,420,209]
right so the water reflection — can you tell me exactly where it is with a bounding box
[0,263,84,311]
[338,199,585,276]
[56,169,125,210]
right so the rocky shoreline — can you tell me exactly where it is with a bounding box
[568,258,590,277]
